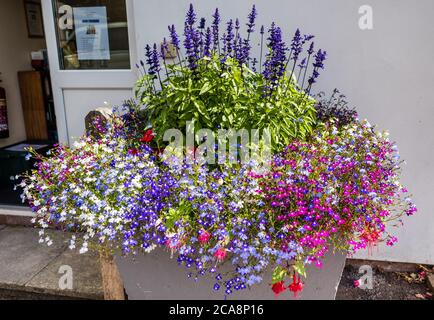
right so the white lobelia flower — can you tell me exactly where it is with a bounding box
[79,246,88,254]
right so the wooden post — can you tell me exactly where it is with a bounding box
[99,251,126,300]
[85,109,125,300]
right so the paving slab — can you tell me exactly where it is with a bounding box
[0,226,105,299]
[0,227,66,288]
[26,249,104,300]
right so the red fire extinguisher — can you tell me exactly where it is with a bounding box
[0,74,10,139]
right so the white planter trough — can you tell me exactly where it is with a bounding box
[115,248,346,300]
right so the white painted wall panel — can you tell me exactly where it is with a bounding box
[63,89,132,144]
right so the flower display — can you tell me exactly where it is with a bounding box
[17,3,416,299]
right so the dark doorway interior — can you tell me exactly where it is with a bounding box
[0,51,57,206]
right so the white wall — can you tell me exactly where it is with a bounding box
[131,0,434,264]
[63,89,133,141]
[0,0,46,148]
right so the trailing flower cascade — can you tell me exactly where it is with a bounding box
[17,4,416,298]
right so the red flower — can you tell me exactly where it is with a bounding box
[214,248,227,261]
[198,230,211,244]
[140,129,154,143]
[128,148,139,155]
[288,273,304,298]
[353,279,361,288]
[152,147,165,156]
[272,281,286,296]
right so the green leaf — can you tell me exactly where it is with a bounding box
[165,208,181,230]
[293,261,307,278]
[272,266,287,284]
[199,82,212,95]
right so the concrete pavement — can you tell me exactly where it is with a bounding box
[0,226,104,300]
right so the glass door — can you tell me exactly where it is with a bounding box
[41,0,138,145]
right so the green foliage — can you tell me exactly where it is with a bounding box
[134,55,318,151]
[293,261,307,278]
[165,200,192,231]
[272,266,288,284]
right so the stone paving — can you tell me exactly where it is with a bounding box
[0,226,104,300]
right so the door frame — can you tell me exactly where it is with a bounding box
[40,0,138,145]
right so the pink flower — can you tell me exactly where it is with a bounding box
[198,230,211,244]
[214,248,227,261]
[353,279,361,288]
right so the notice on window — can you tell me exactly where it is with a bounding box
[73,7,110,60]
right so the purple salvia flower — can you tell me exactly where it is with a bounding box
[304,34,314,42]
[259,25,265,72]
[145,44,154,75]
[243,4,257,65]
[298,58,307,69]
[168,25,181,51]
[263,23,287,91]
[225,19,235,56]
[307,41,315,55]
[199,17,206,30]
[151,43,161,74]
[246,5,258,34]
[252,58,258,72]
[204,27,213,57]
[212,8,221,51]
[161,38,169,77]
[234,34,243,62]
[193,27,202,60]
[307,49,327,89]
[308,69,320,86]
[161,38,169,57]
[234,35,250,66]
[222,33,227,49]
[291,29,303,62]
[184,23,197,69]
[242,38,251,65]
[313,49,327,69]
[184,23,201,70]
[186,3,196,27]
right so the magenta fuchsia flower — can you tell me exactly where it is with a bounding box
[198,230,211,244]
[272,281,286,296]
[288,273,304,298]
[214,248,227,261]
